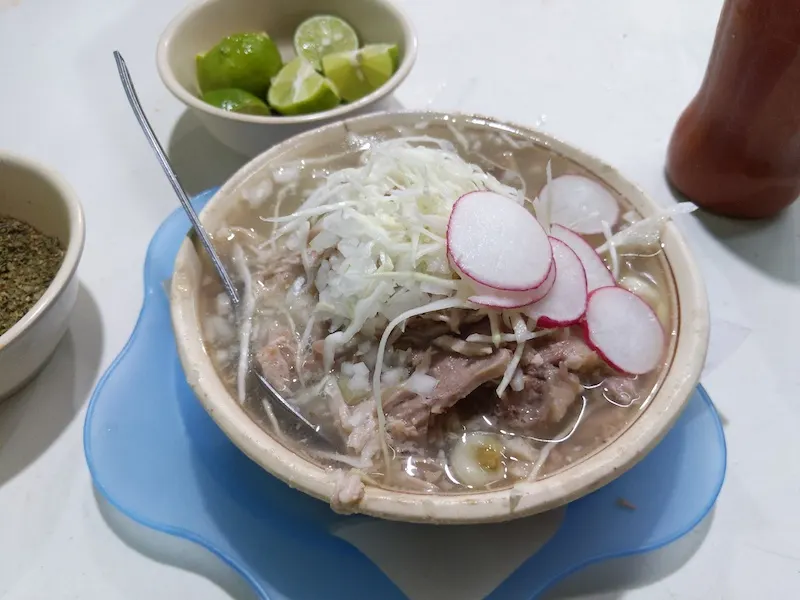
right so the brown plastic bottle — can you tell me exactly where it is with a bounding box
[666,0,800,218]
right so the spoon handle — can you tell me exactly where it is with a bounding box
[113,51,240,306]
[114,55,339,450]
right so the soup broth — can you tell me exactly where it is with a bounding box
[196,116,678,507]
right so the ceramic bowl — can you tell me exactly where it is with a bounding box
[0,153,85,400]
[170,111,709,523]
[156,0,417,157]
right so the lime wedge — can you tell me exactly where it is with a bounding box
[321,51,371,103]
[322,44,399,103]
[196,32,283,97]
[268,57,341,115]
[360,44,399,88]
[293,15,359,71]
[202,88,271,115]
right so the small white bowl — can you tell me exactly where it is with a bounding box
[157,0,418,157]
[0,153,85,400]
[170,111,709,523]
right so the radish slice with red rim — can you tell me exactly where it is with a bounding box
[447,191,552,291]
[582,286,666,375]
[540,175,620,235]
[524,238,587,327]
[550,224,616,291]
[468,262,556,308]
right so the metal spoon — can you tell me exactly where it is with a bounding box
[113,51,338,449]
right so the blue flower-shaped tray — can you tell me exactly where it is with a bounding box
[84,188,726,600]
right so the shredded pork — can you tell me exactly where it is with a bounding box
[331,469,365,513]
[384,348,513,441]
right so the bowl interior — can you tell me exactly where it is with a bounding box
[170,111,708,523]
[165,0,413,99]
[0,159,73,246]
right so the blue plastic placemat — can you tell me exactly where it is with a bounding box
[83,188,726,600]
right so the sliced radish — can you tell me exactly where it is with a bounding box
[447,191,552,291]
[550,224,616,291]
[540,174,620,235]
[581,286,666,375]
[468,262,556,308]
[524,238,587,327]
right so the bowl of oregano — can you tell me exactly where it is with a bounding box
[0,153,85,400]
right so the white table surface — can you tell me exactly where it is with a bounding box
[2,0,800,598]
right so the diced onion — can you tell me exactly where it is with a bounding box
[405,371,438,395]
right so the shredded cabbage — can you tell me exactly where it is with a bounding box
[600,220,620,281]
[466,330,552,344]
[532,159,554,233]
[269,139,520,370]
[232,244,253,405]
[496,314,529,397]
[596,202,698,254]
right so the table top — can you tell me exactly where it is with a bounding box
[2,0,799,598]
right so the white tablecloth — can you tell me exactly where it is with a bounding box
[2,0,799,598]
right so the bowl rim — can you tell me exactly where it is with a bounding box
[170,110,710,523]
[155,0,418,125]
[0,151,86,351]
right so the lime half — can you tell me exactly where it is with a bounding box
[268,57,341,115]
[322,44,399,103]
[293,15,359,71]
[196,32,283,97]
[202,88,271,115]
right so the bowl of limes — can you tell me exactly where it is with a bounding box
[157,0,417,157]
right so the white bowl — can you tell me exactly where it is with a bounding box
[157,0,417,157]
[0,153,85,400]
[170,111,709,523]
